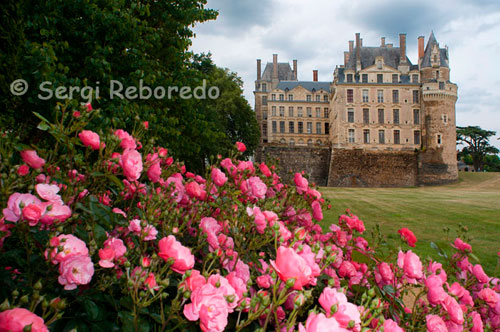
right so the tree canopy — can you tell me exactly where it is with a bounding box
[457,126,499,171]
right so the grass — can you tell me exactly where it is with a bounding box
[320,172,500,275]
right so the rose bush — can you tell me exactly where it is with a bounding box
[0,103,499,331]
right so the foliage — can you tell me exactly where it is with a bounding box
[457,126,499,172]
[0,106,499,331]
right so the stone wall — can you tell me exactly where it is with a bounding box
[327,149,418,187]
[257,145,331,186]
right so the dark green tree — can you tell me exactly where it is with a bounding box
[457,126,499,171]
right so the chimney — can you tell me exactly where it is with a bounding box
[344,51,350,66]
[399,33,407,63]
[355,33,361,71]
[348,40,354,54]
[257,59,262,80]
[293,59,298,80]
[313,70,318,82]
[386,43,393,48]
[360,38,363,47]
[272,54,278,80]
[418,36,425,60]
[381,37,386,47]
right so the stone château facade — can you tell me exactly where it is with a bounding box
[254,32,458,187]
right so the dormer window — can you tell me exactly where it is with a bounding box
[377,60,382,69]
[347,74,353,83]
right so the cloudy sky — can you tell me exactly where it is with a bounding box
[191,0,500,149]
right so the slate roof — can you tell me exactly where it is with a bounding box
[345,47,413,71]
[421,31,449,68]
[261,62,295,81]
[276,81,331,92]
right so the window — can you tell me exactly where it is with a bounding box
[436,70,439,79]
[347,109,355,123]
[413,90,419,104]
[443,114,448,124]
[393,109,399,124]
[363,129,370,144]
[324,108,329,118]
[392,74,398,83]
[298,107,303,117]
[306,95,312,101]
[263,123,267,137]
[394,130,400,144]
[392,90,399,103]
[347,74,353,83]
[377,90,384,103]
[298,139,304,145]
[379,130,385,144]
[289,121,295,133]
[316,95,321,102]
[412,74,418,83]
[316,122,321,134]
[378,109,384,124]
[348,129,355,143]
[272,94,276,101]
[262,96,267,105]
[437,134,442,145]
[280,121,285,133]
[307,122,312,134]
[279,106,285,117]
[316,108,321,118]
[325,123,330,135]
[272,106,276,116]
[262,83,267,92]
[307,139,313,146]
[377,74,383,83]
[439,82,445,90]
[362,89,369,103]
[363,108,370,124]
[263,110,268,120]
[324,95,328,102]
[377,60,382,69]
[272,121,277,133]
[347,89,354,103]
[289,138,295,146]
[288,94,293,101]
[279,94,284,101]
[362,74,368,83]
[307,107,312,117]
[298,122,304,133]
[414,130,421,145]
[280,138,286,144]
[289,107,294,117]
[413,109,420,125]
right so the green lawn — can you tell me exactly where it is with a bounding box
[320,172,500,275]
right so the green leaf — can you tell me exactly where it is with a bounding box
[83,299,99,321]
[93,224,107,247]
[32,111,51,124]
[37,121,50,131]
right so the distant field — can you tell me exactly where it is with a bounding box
[320,172,500,275]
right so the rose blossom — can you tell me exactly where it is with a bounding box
[398,227,417,247]
[271,246,312,290]
[184,283,229,332]
[453,238,472,252]
[426,314,448,332]
[472,264,489,283]
[0,308,48,332]
[98,247,115,268]
[294,173,309,194]
[22,204,43,225]
[35,184,62,202]
[49,234,89,264]
[17,164,29,176]
[120,149,143,181]
[180,269,206,292]
[158,235,195,274]
[3,193,41,222]
[20,150,45,169]
[235,141,246,152]
[114,129,137,149]
[311,200,323,221]
[298,312,348,332]
[211,167,227,187]
[58,254,94,290]
[78,130,102,150]
[383,319,404,332]
[397,250,423,280]
[246,176,267,199]
[318,287,360,328]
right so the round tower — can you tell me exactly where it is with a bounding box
[418,32,458,185]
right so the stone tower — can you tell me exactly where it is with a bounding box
[418,32,458,184]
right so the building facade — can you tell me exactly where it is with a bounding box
[254,32,458,187]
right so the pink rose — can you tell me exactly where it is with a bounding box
[319,287,360,328]
[256,274,272,288]
[425,275,447,305]
[185,181,206,200]
[183,283,229,332]
[378,262,394,283]
[247,206,267,234]
[114,129,137,150]
[235,141,246,152]
[158,235,195,274]
[298,312,347,332]
[383,319,404,332]
[472,264,489,283]
[20,150,46,169]
[311,200,323,221]
[398,228,417,247]
[103,237,127,259]
[0,308,48,332]
[259,163,272,177]
[442,295,464,325]
[147,162,162,183]
[39,202,72,225]
[78,130,102,150]
[120,149,143,181]
[453,238,472,252]
[246,176,267,199]
[17,164,29,176]
[471,311,484,332]
[128,219,142,233]
[3,193,41,222]
[211,168,227,187]
[35,184,62,202]
[180,269,206,292]
[478,288,498,307]
[271,246,312,290]
[22,204,43,225]
[397,250,423,280]
[57,254,94,290]
[294,173,309,194]
[144,273,158,290]
[49,234,88,263]
[426,314,448,332]
[98,247,115,268]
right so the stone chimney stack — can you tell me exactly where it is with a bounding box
[272,54,278,80]
[381,37,386,47]
[399,33,407,63]
[418,36,425,60]
[355,33,361,72]
[349,40,354,54]
[344,52,350,66]
[313,70,318,82]
[257,59,261,80]
[293,59,298,80]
